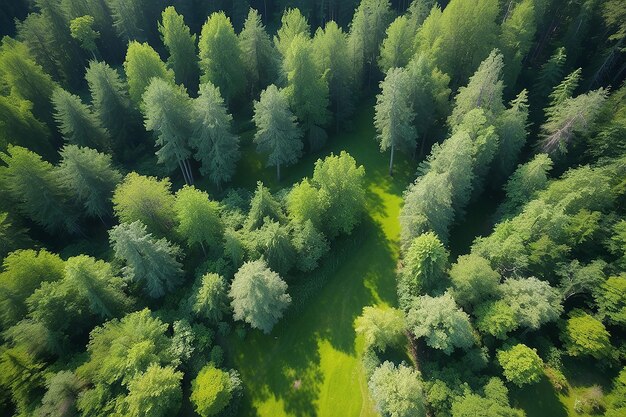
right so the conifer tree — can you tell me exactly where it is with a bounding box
[378,15,416,73]
[499,0,536,88]
[159,6,199,92]
[239,8,278,97]
[190,82,240,188]
[493,89,530,180]
[253,85,303,181]
[0,94,52,158]
[533,47,567,102]
[124,41,174,105]
[245,182,286,231]
[174,186,223,253]
[70,15,100,58]
[545,68,582,118]
[274,8,310,57]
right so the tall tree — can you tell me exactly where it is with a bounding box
[57,145,121,221]
[159,6,199,92]
[0,146,79,234]
[238,8,278,97]
[252,219,296,275]
[85,60,140,149]
[0,93,52,158]
[499,0,536,88]
[284,34,330,150]
[368,362,426,417]
[69,15,100,58]
[109,221,183,298]
[245,181,286,231]
[190,82,240,188]
[378,15,417,73]
[497,344,543,387]
[500,277,563,330]
[449,254,500,308]
[104,0,155,43]
[112,172,176,237]
[123,41,174,105]
[493,89,529,180]
[355,306,405,352]
[374,67,416,175]
[142,78,194,184]
[174,186,223,253]
[198,12,245,104]
[545,68,582,118]
[229,259,291,334]
[274,8,310,57]
[124,365,183,417]
[253,85,303,181]
[52,87,110,151]
[189,273,228,323]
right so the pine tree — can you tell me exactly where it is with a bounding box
[174,186,223,253]
[499,0,537,88]
[493,89,529,180]
[238,8,278,97]
[274,8,311,57]
[0,94,52,158]
[142,78,194,184]
[0,146,79,234]
[124,41,174,105]
[52,87,110,151]
[253,85,303,181]
[70,15,100,58]
[378,15,417,73]
[57,145,122,221]
[374,67,416,176]
[104,0,153,43]
[545,68,582,118]
[109,221,183,298]
[246,182,286,231]
[159,6,199,92]
[533,47,567,102]
[190,82,240,188]
[198,12,246,104]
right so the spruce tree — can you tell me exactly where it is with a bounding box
[124,41,174,105]
[378,15,417,73]
[274,8,310,57]
[238,8,278,97]
[159,6,199,92]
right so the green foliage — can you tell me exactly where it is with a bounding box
[124,41,174,105]
[174,185,223,251]
[474,300,518,340]
[274,8,310,57]
[229,259,291,334]
[449,254,500,309]
[124,364,183,417]
[378,15,416,73]
[556,259,606,301]
[311,151,366,237]
[348,0,392,81]
[368,361,426,417]
[546,68,582,116]
[112,172,176,236]
[58,145,122,219]
[0,212,30,261]
[69,15,99,54]
[109,221,183,298]
[245,182,286,231]
[561,310,612,359]
[238,8,277,96]
[190,273,228,323]
[0,146,80,234]
[497,344,544,387]
[0,345,45,415]
[0,92,51,157]
[251,219,296,275]
[104,0,153,42]
[199,12,245,103]
[407,292,475,354]
[355,306,405,351]
[52,87,110,150]
[37,371,84,417]
[499,0,536,87]
[596,274,626,326]
[287,179,328,230]
[451,378,522,417]
[190,82,240,188]
[0,249,64,328]
[159,6,198,91]
[500,277,563,330]
[291,220,329,272]
[374,67,416,175]
[533,47,567,101]
[399,232,448,306]
[493,89,530,180]
[253,85,303,181]
[190,364,240,416]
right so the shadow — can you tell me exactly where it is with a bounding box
[510,376,568,417]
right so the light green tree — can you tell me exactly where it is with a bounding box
[159,6,198,92]
[291,220,329,272]
[190,364,241,416]
[174,186,223,253]
[355,306,405,351]
[474,300,519,339]
[499,0,536,87]
[124,364,183,417]
[287,179,328,230]
[189,273,228,323]
[368,361,426,417]
[123,41,174,105]
[239,8,277,97]
[251,219,296,275]
[497,344,543,387]
[596,274,626,326]
[69,15,99,58]
[493,90,530,180]
[245,181,286,231]
[500,277,563,330]
[0,93,52,158]
[274,8,310,57]
[449,254,500,308]
[561,310,611,359]
[378,15,416,73]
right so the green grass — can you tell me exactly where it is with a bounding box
[222,105,415,417]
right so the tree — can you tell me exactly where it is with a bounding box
[190,82,240,188]
[253,84,303,181]
[286,179,328,230]
[245,182,286,231]
[0,249,64,328]
[291,220,329,272]
[493,90,530,181]
[407,292,475,354]
[449,254,500,308]
[451,378,523,417]
[0,92,52,157]
[124,365,183,417]
[399,232,449,307]
[198,12,245,104]
[284,33,330,150]
[58,145,122,220]
[540,88,608,155]
[500,277,563,330]
[190,364,241,416]
[0,38,56,125]
[229,259,291,333]
[142,78,194,184]
[0,146,80,234]
[378,15,416,73]
[533,47,567,102]
[557,259,606,301]
[123,41,174,105]
[69,15,99,58]
[497,344,543,387]
[0,346,45,415]
[499,0,536,87]
[368,361,426,417]
[252,219,296,275]
[274,8,310,57]
[85,60,139,148]
[311,151,366,237]
[561,310,611,359]
[112,173,176,237]
[37,371,84,417]
[355,306,405,351]
[238,8,277,97]
[52,87,110,150]
[64,255,132,319]
[448,49,505,128]
[375,67,416,175]
[0,212,31,260]
[174,186,223,253]
[474,300,519,339]
[596,274,626,326]
[546,69,582,118]
[159,6,198,92]
[103,0,153,42]
[189,273,228,323]
[109,221,183,298]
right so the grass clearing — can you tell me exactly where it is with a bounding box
[223,105,415,417]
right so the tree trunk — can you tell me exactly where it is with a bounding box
[388,143,395,176]
[177,159,189,184]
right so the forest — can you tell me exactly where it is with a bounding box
[0,0,625,416]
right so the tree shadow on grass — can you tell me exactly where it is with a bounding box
[510,376,568,417]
